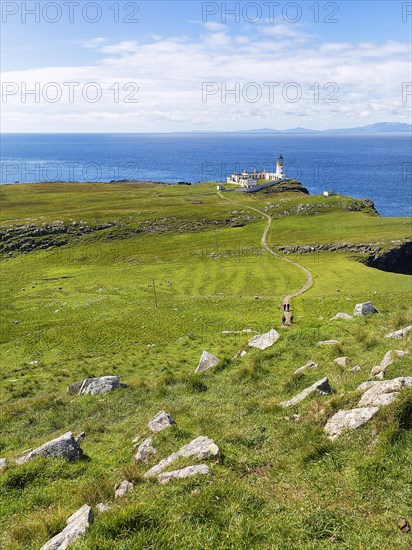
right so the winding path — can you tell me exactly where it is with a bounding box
[217,191,313,309]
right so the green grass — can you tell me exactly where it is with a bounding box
[0,182,411,549]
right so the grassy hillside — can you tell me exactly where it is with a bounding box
[0,182,411,549]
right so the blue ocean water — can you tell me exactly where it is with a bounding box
[1,133,411,217]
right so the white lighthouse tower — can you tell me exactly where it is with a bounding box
[276,154,284,178]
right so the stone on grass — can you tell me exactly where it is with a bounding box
[148,411,176,433]
[353,301,380,316]
[330,313,353,321]
[317,340,340,346]
[16,432,80,465]
[324,407,379,439]
[358,377,412,407]
[195,350,220,373]
[385,325,412,339]
[40,504,93,550]
[334,357,349,367]
[96,503,109,514]
[0,458,7,469]
[294,361,319,375]
[350,365,362,372]
[370,349,409,377]
[157,464,212,484]
[248,329,279,350]
[280,378,332,408]
[114,480,134,499]
[144,436,219,478]
[134,438,156,463]
[68,376,126,395]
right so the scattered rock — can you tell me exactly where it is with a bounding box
[96,503,110,514]
[330,312,353,321]
[195,350,220,373]
[0,458,7,469]
[370,349,409,377]
[350,365,362,372]
[280,378,332,408]
[317,340,340,345]
[248,329,280,350]
[134,438,157,463]
[16,432,81,465]
[353,301,379,316]
[385,325,412,339]
[144,436,219,478]
[334,357,349,367]
[157,464,212,484]
[114,480,134,499]
[40,504,93,550]
[398,519,411,533]
[324,407,380,439]
[240,350,248,358]
[294,361,318,374]
[148,411,176,433]
[68,376,127,395]
[358,377,412,407]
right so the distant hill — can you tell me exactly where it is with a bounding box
[178,122,411,135]
[230,122,412,134]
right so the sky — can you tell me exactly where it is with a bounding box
[1,0,411,132]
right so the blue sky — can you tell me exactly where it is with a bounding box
[1,1,411,131]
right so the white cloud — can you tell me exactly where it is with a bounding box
[1,28,411,132]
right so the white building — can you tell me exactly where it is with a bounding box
[227,154,285,187]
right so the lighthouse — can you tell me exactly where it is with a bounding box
[276,154,284,178]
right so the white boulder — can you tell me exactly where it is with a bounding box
[157,464,212,484]
[358,377,412,407]
[144,436,219,478]
[148,411,176,433]
[324,407,379,439]
[280,378,332,408]
[40,504,93,550]
[385,325,412,339]
[16,432,81,465]
[248,329,279,350]
[353,301,379,316]
[195,350,220,373]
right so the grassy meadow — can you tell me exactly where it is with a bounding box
[0,182,411,549]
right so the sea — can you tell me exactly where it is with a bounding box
[1,133,411,217]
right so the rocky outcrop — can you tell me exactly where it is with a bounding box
[0,458,7,469]
[325,376,412,439]
[370,350,409,378]
[0,221,117,254]
[40,504,93,550]
[248,329,279,350]
[195,350,220,373]
[68,376,127,395]
[114,480,134,499]
[324,407,380,440]
[144,436,219,478]
[353,301,379,316]
[16,432,81,465]
[148,411,176,433]
[363,241,412,275]
[134,438,157,463]
[280,378,332,408]
[385,325,412,339]
[278,242,382,256]
[358,377,412,407]
[157,464,212,484]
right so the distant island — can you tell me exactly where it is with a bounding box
[175,122,412,135]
